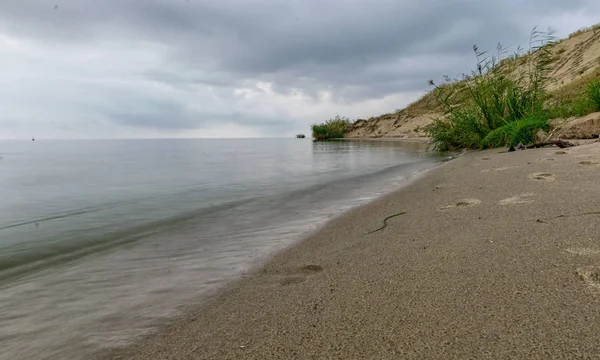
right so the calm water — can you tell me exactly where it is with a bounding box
[0,138,443,359]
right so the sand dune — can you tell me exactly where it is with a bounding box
[346,26,600,140]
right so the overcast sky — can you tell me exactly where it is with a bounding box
[1,0,599,139]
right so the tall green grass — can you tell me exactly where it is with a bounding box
[586,79,600,111]
[481,116,549,149]
[425,28,556,151]
[311,116,352,141]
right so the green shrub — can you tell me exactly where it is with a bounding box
[425,28,555,150]
[480,116,549,149]
[311,116,352,141]
[426,107,489,151]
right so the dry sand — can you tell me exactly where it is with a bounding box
[345,113,436,139]
[106,142,600,360]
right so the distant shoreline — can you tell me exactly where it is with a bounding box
[341,137,430,143]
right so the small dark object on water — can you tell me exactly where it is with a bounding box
[593,134,599,139]
[509,145,516,152]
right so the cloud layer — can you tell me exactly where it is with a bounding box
[1,0,599,138]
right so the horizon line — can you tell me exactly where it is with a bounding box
[0,136,309,141]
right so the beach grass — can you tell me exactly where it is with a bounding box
[311,116,353,141]
[567,23,600,40]
[480,115,549,149]
[425,28,555,151]
[587,79,600,111]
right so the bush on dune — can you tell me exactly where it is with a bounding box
[480,116,549,149]
[311,116,353,141]
[425,107,488,151]
[425,28,556,151]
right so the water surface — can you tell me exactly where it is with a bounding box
[0,138,443,359]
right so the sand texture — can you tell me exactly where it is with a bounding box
[345,113,435,139]
[106,143,600,360]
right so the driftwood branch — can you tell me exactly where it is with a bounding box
[526,139,575,149]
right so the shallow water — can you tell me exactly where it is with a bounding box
[0,138,443,359]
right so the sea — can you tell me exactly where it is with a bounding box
[0,138,445,359]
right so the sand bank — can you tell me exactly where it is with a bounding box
[106,142,600,359]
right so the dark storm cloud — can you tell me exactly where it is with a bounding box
[1,0,599,135]
[3,0,589,74]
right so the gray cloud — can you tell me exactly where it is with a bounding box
[1,0,599,137]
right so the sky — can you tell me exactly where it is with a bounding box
[1,0,600,139]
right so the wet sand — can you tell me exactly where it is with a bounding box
[106,142,600,359]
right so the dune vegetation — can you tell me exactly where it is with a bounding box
[425,28,600,151]
[340,23,600,149]
[311,116,353,141]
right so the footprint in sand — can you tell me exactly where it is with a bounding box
[579,161,600,167]
[298,264,324,273]
[576,266,600,291]
[438,199,481,211]
[499,193,535,206]
[278,265,324,286]
[528,172,556,181]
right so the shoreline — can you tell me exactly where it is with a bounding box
[319,137,431,143]
[106,142,600,359]
[341,137,430,142]
[99,153,450,358]
[1,139,445,360]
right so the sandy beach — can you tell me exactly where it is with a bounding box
[106,142,600,359]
